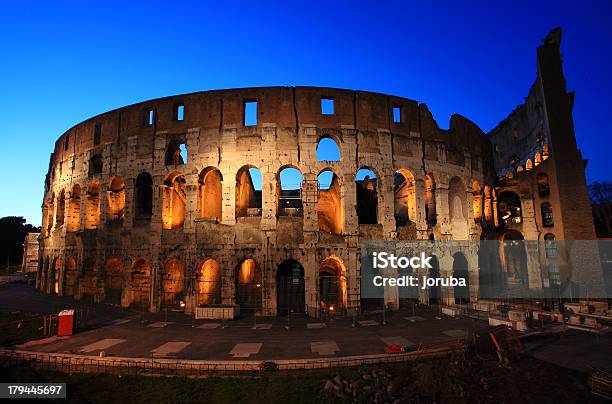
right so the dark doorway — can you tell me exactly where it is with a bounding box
[276,260,305,315]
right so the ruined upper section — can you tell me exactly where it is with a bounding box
[48,86,488,167]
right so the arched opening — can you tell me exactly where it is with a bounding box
[104,258,123,305]
[107,176,126,223]
[542,143,550,160]
[448,177,468,237]
[317,169,343,234]
[56,190,65,227]
[536,173,550,198]
[235,166,262,219]
[356,168,378,224]
[67,185,81,232]
[88,154,103,176]
[52,258,61,295]
[64,257,77,297]
[236,259,262,312]
[541,202,554,227]
[424,173,437,225]
[276,167,303,217]
[525,159,533,171]
[394,169,416,227]
[135,172,153,219]
[319,256,347,313]
[534,151,542,166]
[276,259,305,315]
[499,230,527,286]
[428,256,441,304]
[316,136,340,161]
[498,191,522,225]
[85,180,100,230]
[165,140,187,165]
[452,253,469,304]
[195,259,221,306]
[198,167,223,222]
[472,181,482,222]
[161,258,185,308]
[129,259,151,309]
[544,233,557,258]
[162,172,186,229]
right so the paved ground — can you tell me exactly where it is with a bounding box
[1,282,610,371]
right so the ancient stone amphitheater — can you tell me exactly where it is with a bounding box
[36,29,599,316]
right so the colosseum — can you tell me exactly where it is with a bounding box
[36,28,603,317]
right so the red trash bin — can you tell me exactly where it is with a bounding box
[57,309,74,336]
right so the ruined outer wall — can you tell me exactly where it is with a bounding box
[38,85,494,315]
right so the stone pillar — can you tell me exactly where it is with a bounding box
[414,178,428,239]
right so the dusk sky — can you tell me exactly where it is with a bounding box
[1,1,610,226]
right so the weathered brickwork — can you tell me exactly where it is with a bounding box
[36,28,601,315]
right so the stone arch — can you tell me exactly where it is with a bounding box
[276,166,303,218]
[162,172,186,229]
[424,173,437,225]
[128,259,151,308]
[85,180,101,230]
[235,166,262,219]
[536,172,550,197]
[355,167,378,225]
[161,258,185,307]
[107,176,126,222]
[452,252,469,304]
[51,257,61,295]
[498,191,522,225]
[104,257,124,305]
[198,167,223,222]
[67,184,81,232]
[165,139,187,166]
[44,193,55,236]
[316,135,341,161]
[317,168,343,234]
[276,259,305,315]
[472,181,482,222]
[64,257,77,297]
[236,258,262,312]
[394,168,416,226]
[56,190,66,227]
[134,172,153,219]
[319,255,347,312]
[195,259,221,306]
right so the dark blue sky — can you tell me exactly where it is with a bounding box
[1,0,610,225]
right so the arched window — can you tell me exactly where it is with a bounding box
[355,168,377,224]
[317,169,343,234]
[104,258,123,305]
[547,264,560,286]
[85,180,100,230]
[236,166,262,219]
[316,136,340,161]
[135,172,153,219]
[165,140,188,166]
[277,167,303,217]
[536,173,550,197]
[107,176,126,222]
[198,168,223,222]
[88,154,103,176]
[534,151,542,166]
[394,169,416,227]
[544,233,557,258]
[541,202,554,227]
[525,159,533,171]
[67,185,81,232]
[56,190,65,227]
[424,173,436,225]
[162,172,186,229]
